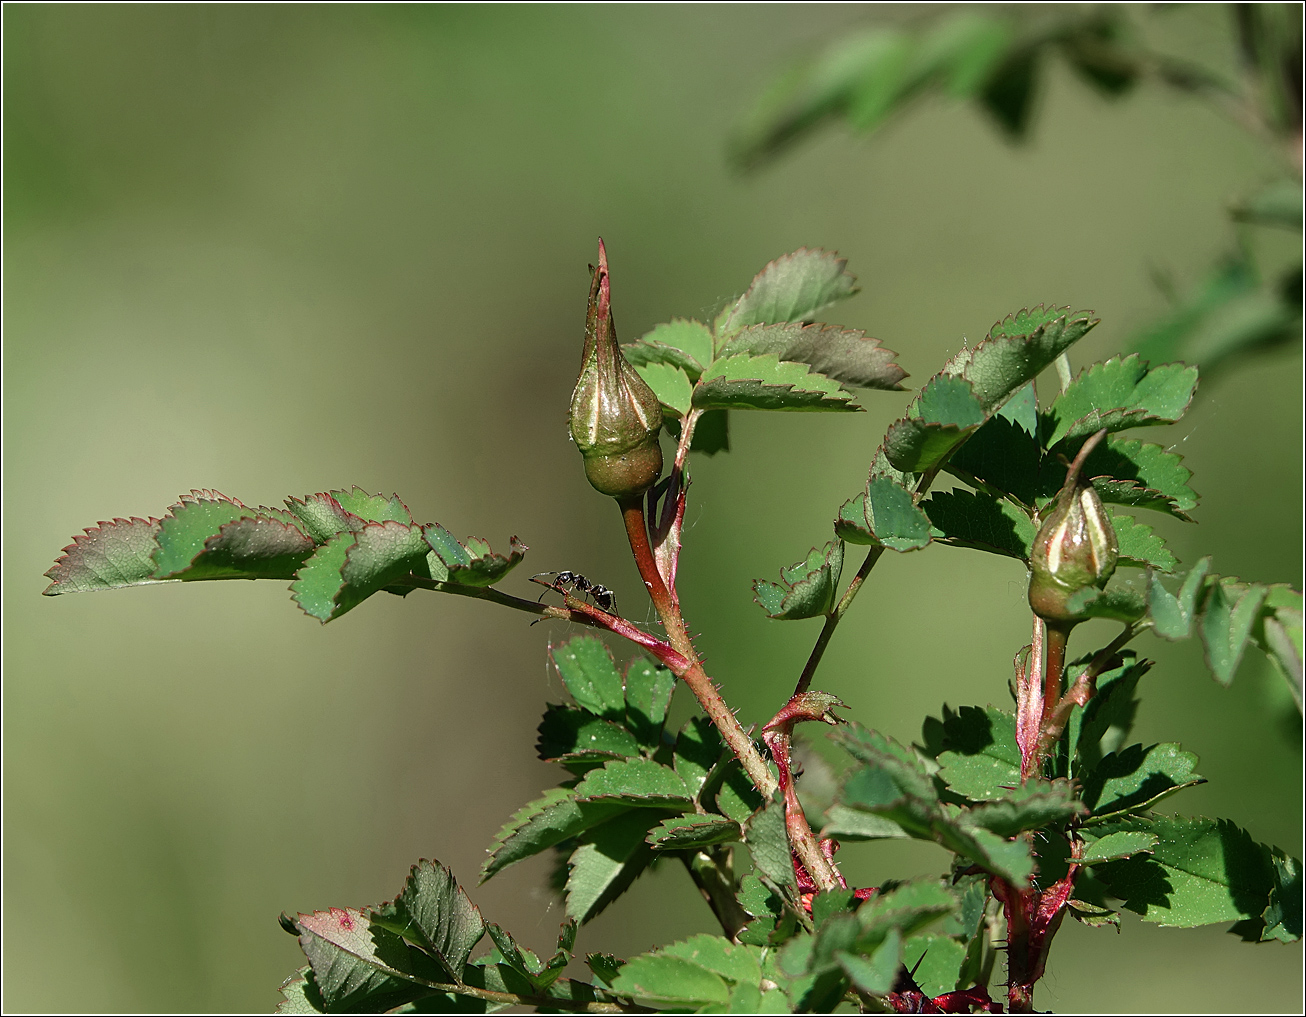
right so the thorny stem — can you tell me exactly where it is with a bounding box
[764,725,843,891]
[617,496,778,801]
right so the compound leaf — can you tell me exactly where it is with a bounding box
[716,249,860,339]
[693,354,859,412]
[716,321,907,390]
[754,540,844,619]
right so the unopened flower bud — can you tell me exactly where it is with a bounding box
[1028,430,1118,623]
[569,240,664,499]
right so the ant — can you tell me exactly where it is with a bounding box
[531,571,619,615]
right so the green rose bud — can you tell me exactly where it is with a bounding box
[569,240,664,499]
[1028,429,1119,624]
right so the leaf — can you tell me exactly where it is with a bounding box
[149,492,315,581]
[1065,583,1149,623]
[480,790,628,883]
[1088,815,1288,930]
[715,321,907,390]
[923,489,1036,561]
[623,657,677,748]
[276,967,326,1014]
[610,954,730,1007]
[292,521,430,623]
[837,928,902,996]
[1079,830,1159,866]
[754,540,844,619]
[945,305,1098,411]
[1254,586,1304,709]
[902,933,968,998]
[943,413,1042,506]
[293,907,447,1013]
[647,815,742,850]
[716,762,766,824]
[551,637,626,721]
[744,795,797,890]
[286,488,412,544]
[883,374,986,473]
[483,920,575,992]
[332,488,414,525]
[1045,355,1199,448]
[44,516,163,595]
[1111,512,1176,572]
[1076,436,1198,517]
[1081,743,1205,820]
[928,706,1021,801]
[631,362,693,417]
[1068,652,1151,774]
[369,860,485,980]
[820,803,908,842]
[857,878,959,942]
[625,319,715,380]
[673,717,725,797]
[1147,558,1212,640]
[573,759,694,809]
[964,780,1085,836]
[693,353,859,411]
[716,248,860,338]
[836,725,1032,884]
[835,477,933,551]
[1261,849,1303,943]
[1200,578,1271,686]
[422,525,525,587]
[536,706,641,764]
[564,809,659,923]
[586,953,625,988]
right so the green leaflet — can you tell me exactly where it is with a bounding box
[835,725,1033,885]
[1068,653,1150,775]
[964,780,1085,836]
[1089,815,1299,936]
[673,717,725,797]
[1111,512,1176,572]
[836,477,933,551]
[573,759,694,808]
[564,809,660,923]
[924,705,1021,801]
[1045,355,1198,448]
[837,928,902,996]
[625,318,715,380]
[480,790,627,882]
[744,795,797,889]
[43,515,163,594]
[422,524,526,587]
[1075,436,1198,517]
[902,933,968,998]
[484,920,575,993]
[693,353,860,411]
[883,374,986,473]
[293,521,430,622]
[275,967,326,1014]
[1201,578,1271,686]
[611,935,765,1008]
[715,248,860,338]
[646,815,742,850]
[944,413,1041,507]
[754,539,844,619]
[1148,558,1213,640]
[1080,743,1205,820]
[715,321,907,390]
[820,803,908,842]
[286,488,413,543]
[1065,583,1149,623]
[369,860,486,981]
[536,706,641,764]
[551,637,626,721]
[632,361,693,417]
[152,491,309,580]
[623,657,677,748]
[1079,830,1159,865]
[924,488,1036,561]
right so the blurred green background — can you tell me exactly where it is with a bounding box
[4,4,1301,1012]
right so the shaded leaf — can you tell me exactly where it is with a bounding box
[716,248,860,338]
[838,928,902,996]
[716,321,906,390]
[859,477,933,552]
[965,779,1085,836]
[1074,436,1198,517]
[716,762,766,824]
[944,413,1041,506]
[673,717,725,797]
[480,789,627,883]
[924,489,1035,561]
[1065,583,1149,623]
[928,706,1021,801]
[44,516,163,595]
[1068,652,1151,775]
[693,353,859,411]
[754,540,844,619]
[647,815,742,850]
[369,860,485,980]
[1089,815,1291,931]
[1081,743,1205,820]
[564,810,659,923]
[820,803,908,842]
[883,374,986,473]
[536,706,641,764]
[1080,830,1159,865]
[744,795,797,890]
[947,305,1098,409]
[623,657,677,748]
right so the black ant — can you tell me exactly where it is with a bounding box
[531,571,619,615]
